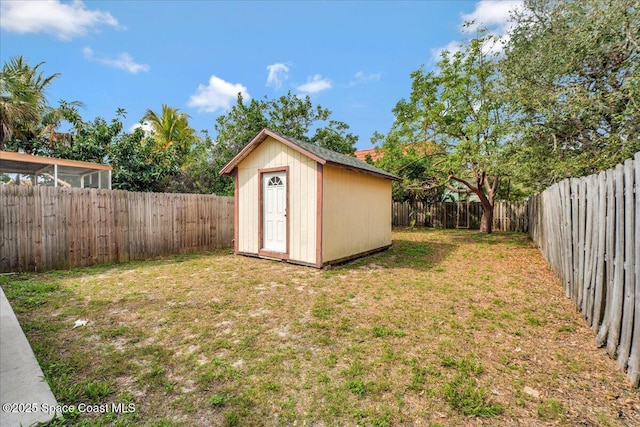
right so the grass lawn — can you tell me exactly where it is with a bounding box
[2,228,639,426]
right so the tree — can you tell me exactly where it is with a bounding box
[213,93,268,157]
[141,104,199,160]
[265,91,357,155]
[311,120,357,155]
[165,132,236,195]
[214,91,358,156]
[0,56,59,151]
[40,100,85,150]
[501,0,640,190]
[195,91,358,196]
[109,127,177,192]
[372,131,444,202]
[48,110,124,164]
[381,34,509,233]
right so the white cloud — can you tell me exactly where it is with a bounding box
[349,71,381,86]
[0,0,120,40]
[266,63,290,89]
[129,122,154,134]
[83,47,149,74]
[431,0,524,60]
[431,40,463,60]
[187,75,249,113]
[296,74,332,94]
[460,0,523,34]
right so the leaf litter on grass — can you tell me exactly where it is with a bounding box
[1,229,638,426]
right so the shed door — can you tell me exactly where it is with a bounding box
[262,171,287,253]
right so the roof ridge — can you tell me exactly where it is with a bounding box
[269,130,400,181]
[220,128,400,181]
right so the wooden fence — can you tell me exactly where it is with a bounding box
[528,152,639,387]
[392,200,529,232]
[0,186,234,272]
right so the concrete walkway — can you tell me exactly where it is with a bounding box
[1,286,59,427]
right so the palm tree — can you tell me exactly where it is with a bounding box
[40,100,85,148]
[141,104,198,156]
[0,56,59,151]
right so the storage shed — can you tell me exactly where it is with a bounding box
[220,128,401,268]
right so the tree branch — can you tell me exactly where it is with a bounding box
[448,174,478,193]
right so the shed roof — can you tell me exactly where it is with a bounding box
[220,129,401,181]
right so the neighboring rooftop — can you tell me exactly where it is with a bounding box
[354,148,383,163]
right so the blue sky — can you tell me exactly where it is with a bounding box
[0,0,522,150]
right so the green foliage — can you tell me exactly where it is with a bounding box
[209,393,227,408]
[442,374,504,417]
[204,91,358,195]
[537,398,565,421]
[378,33,508,231]
[164,131,235,195]
[48,111,123,164]
[83,380,113,403]
[347,380,366,396]
[502,0,640,190]
[0,58,352,196]
[142,104,199,162]
[372,131,444,202]
[110,127,178,192]
[371,325,406,338]
[8,0,637,199]
[440,355,503,417]
[0,55,60,152]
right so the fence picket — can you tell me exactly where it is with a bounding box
[608,165,626,358]
[529,153,640,387]
[592,172,607,331]
[1,187,234,272]
[617,159,635,370]
[629,152,640,387]
[391,201,529,232]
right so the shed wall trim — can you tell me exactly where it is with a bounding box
[220,129,325,175]
[233,168,239,253]
[315,163,323,268]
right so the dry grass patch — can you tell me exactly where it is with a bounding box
[2,229,638,426]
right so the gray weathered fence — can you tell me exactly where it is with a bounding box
[392,201,528,232]
[0,186,234,272]
[528,152,639,387]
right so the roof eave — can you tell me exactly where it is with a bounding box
[219,128,400,182]
[219,128,327,176]
[325,160,402,182]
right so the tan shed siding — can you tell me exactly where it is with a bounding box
[236,136,317,264]
[237,166,258,254]
[322,165,392,263]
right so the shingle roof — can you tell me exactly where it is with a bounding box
[220,128,401,181]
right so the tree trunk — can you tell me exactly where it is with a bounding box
[447,173,499,234]
[480,204,494,234]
